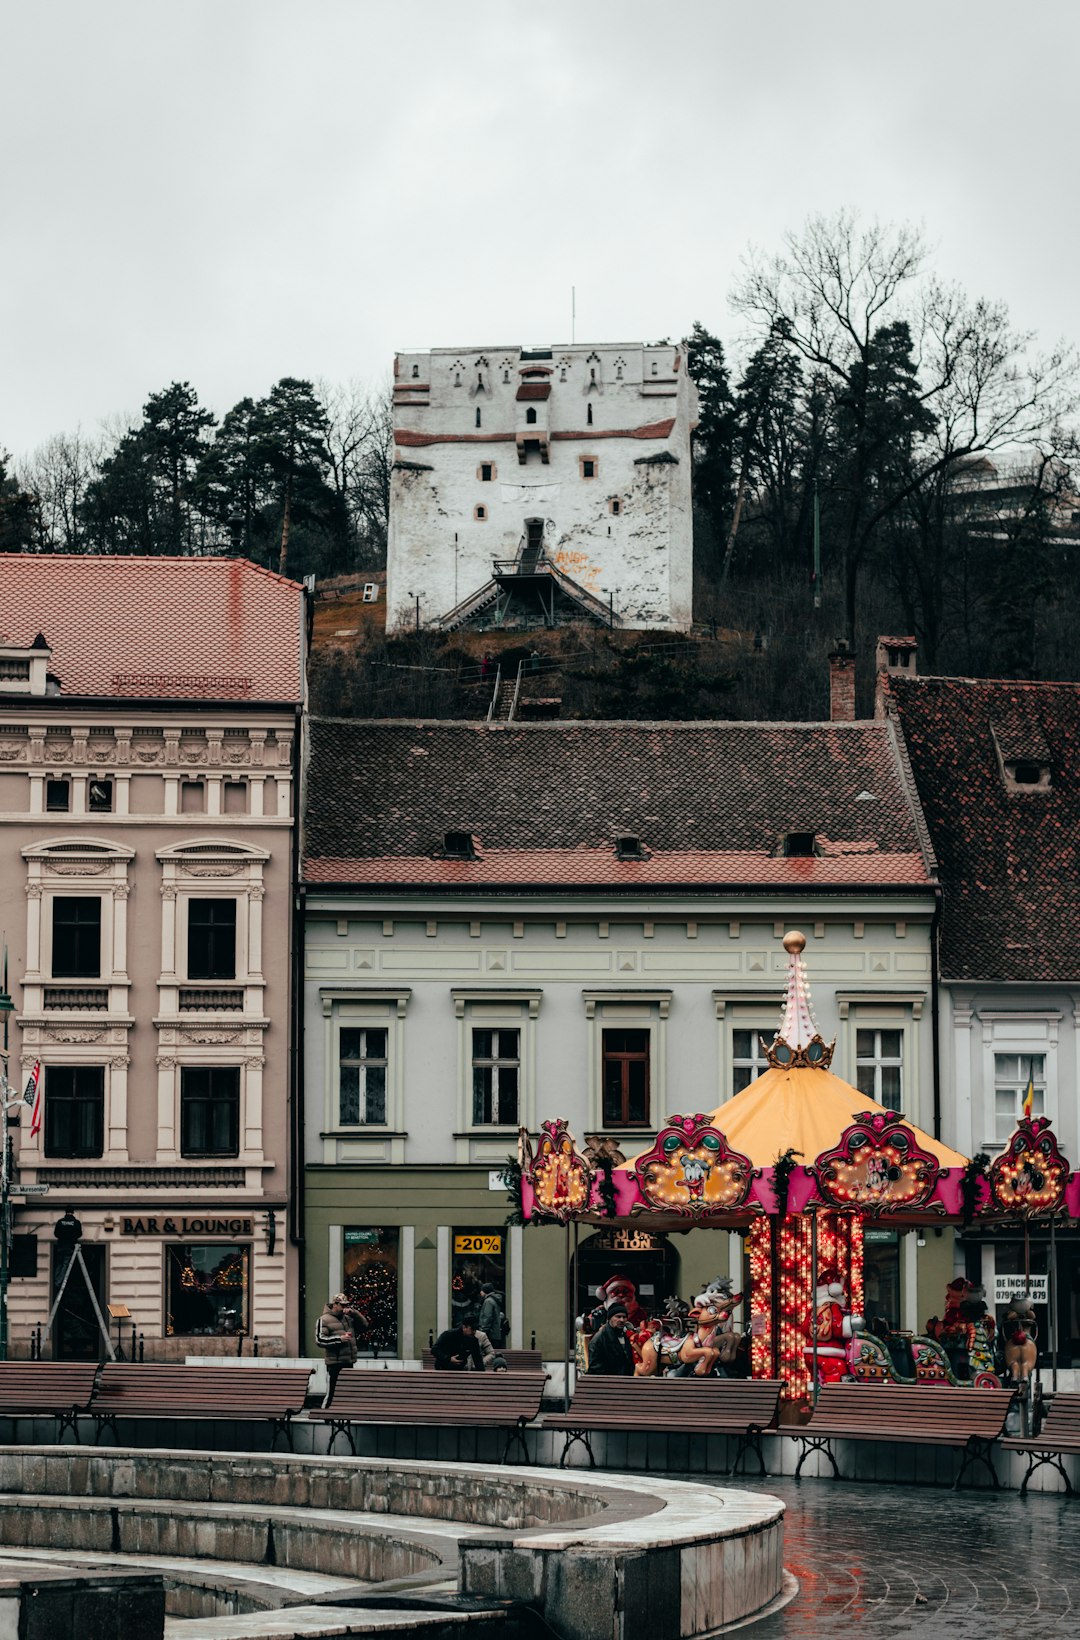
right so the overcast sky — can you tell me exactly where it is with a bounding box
[4,1,1078,456]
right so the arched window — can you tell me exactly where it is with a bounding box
[587,403,593,425]
[474,504,488,521]
[526,407,537,425]
[476,408,482,428]
[411,364,419,379]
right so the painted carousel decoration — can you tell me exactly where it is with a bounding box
[520,1119,592,1221]
[988,1115,1069,1218]
[814,1109,943,1214]
[631,1114,756,1217]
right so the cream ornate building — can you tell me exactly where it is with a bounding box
[0,556,305,1359]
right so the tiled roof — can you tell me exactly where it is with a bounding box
[303,719,934,892]
[0,555,305,702]
[885,674,1080,981]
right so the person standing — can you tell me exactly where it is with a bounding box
[433,1317,486,1371]
[316,1293,366,1405]
[476,1282,507,1350]
[587,1301,635,1376]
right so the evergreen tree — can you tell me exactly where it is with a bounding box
[0,451,38,552]
[686,322,737,539]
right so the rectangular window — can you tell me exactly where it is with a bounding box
[223,781,247,815]
[581,459,596,479]
[732,1027,770,1093]
[88,779,113,812]
[471,1028,519,1125]
[451,1229,507,1333]
[343,1227,399,1354]
[181,781,205,814]
[856,1028,903,1105]
[187,899,237,981]
[45,779,70,812]
[602,1028,650,1126]
[180,1066,240,1157]
[52,897,101,979]
[43,1065,104,1158]
[166,1243,249,1337]
[993,1052,1046,1142]
[339,1027,388,1125]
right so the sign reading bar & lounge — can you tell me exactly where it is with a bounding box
[121,1216,253,1237]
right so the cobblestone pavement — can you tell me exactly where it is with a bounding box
[693,1475,1080,1636]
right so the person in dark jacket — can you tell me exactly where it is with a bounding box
[476,1283,506,1349]
[433,1318,486,1371]
[587,1301,635,1376]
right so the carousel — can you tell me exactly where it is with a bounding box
[515,932,1078,1418]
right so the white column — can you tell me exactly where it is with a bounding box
[112,886,128,979]
[400,1225,416,1360]
[156,1060,178,1159]
[509,1225,524,1348]
[115,774,131,816]
[902,1231,919,1332]
[952,999,974,1157]
[206,776,223,816]
[163,777,179,816]
[249,777,266,817]
[160,886,177,978]
[107,1056,130,1159]
[25,887,42,975]
[328,1225,342,1298]
[28,775,43,815]
[247,885,264,983]
[243,1057,264,1157]
[436,1226,450,1334]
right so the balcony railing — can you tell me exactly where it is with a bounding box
[43,987,108,1011]
[178,987,245,1012]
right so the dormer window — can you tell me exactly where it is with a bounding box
[615,834,648,861]
[441,830,477,860]
[783,832,817,857]
[1006,759,1051,792]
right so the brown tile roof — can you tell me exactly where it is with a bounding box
[303,719,934,893]
[0,555,305,702]
[884,674,1080,981]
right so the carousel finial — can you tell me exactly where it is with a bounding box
[763,930,835,1070]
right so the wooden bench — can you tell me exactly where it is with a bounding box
[0,1362,101,1443]
[310,1369,548,1463]
[87,1364,313,1451]
[421,1348,544,1372]
[545,1377,784,1474]
[1002,1390,1080,1495]
[794,1383,1015,1489]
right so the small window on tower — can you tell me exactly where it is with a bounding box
[474,504,488,521]
[475,407,482,428]
[526,407,537,425]
[411,364,419,379]
[478,463,495,482]
[609,497,621,516]
[587,403,593,425]
[580,458,597,480]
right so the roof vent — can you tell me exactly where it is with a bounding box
[615,834,648,861]
[440,829,477,860]
[783,832,818,858]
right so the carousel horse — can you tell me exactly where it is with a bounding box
[1001,1295,1038,1382]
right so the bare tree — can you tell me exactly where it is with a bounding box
[316,378,393,569]
[17,427,109,551]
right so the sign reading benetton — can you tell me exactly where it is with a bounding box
[121,1216,253,1237]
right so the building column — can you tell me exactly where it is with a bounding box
[436,1226,450,1335]
[400,1225,416,1360]
[509,1225,524,1349]
[952,997,973,1157]
[902,1231,919,1333]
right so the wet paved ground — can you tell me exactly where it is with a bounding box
[689,1474,1079,1636]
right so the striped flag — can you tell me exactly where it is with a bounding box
[1022,1069,1035,1122]
[23,1060,42,1137]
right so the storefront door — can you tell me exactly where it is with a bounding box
[52,1244,106,1361]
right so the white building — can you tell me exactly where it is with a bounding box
[386,343,698,633]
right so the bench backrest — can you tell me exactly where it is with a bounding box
[0,1362,100,1413]
[421,1349,544,1372]
[321,1369,547,1425]
[1038,1391,1080,1441]
[93,1364,313,1418]
[807,1383,1013,1440]
[554,1376,784,1431]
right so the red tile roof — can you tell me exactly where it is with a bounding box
[885,673,1080,981]
[305,849,932,888]
[303,719,935,893]
[0,555,305,702]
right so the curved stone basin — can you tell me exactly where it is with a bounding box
[0,1447,785,1638]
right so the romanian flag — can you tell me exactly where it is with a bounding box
[1022,1070,1035,1121]
[23,1060,42,1137]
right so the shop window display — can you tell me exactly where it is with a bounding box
[451,1230,506,1328]
[343,1227,399,1353]
[166,1243,249,1337]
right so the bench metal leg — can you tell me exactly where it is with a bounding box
[325,1419,355,1456]
[793,1435,839,1480]
[56,1408,80,1445]
[501,1418,530,1466]
[558,1429,595,1469]
[954,1436,999,1491]
[729,1424,767,1478]
[1017,1450,1075,1498]
[92,1414,118,1449]
[269,1417,294,1453]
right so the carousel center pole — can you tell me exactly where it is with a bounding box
[563,1220,572,1412]
[810,1206,819,1407]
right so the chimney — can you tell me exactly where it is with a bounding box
[874,635,918,717]
[828,640,856,721]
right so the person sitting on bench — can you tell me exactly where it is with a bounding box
[433,1318,486,1371]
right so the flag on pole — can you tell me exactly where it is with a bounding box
[23,1060,42,1137]
[1022,1069,1035,1121]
